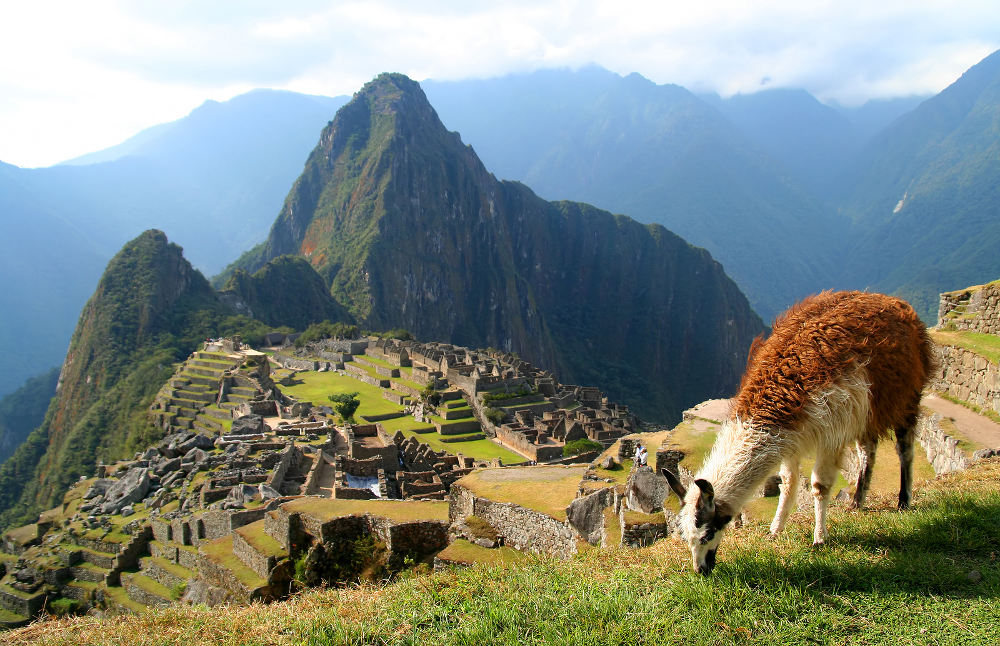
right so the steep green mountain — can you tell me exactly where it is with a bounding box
[235,73,765,421]
[0,90,347,400]
[422,68,846,321]
[219,255,354,330]
[0,368,58,465]
[840,49,1000,320]
[0,230,269,529]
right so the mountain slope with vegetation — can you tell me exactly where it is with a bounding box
[219,255,354,330]
[0,368,58,465]
[0,231,270,529]
[233,73,765,422]
[841,49,1000,320]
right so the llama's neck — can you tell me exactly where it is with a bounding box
[695,418,785,511]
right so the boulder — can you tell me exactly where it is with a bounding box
[184,447,209,464]
[624,466,667,514]
[181,579,233,607]
[600,455,617,470]
[178,433,215,454]
[258,483,281,500]
[566,487,615,544]
[83,479,114,500]
[100,468,151,514]
[155,457,182,477]
[226,484,257,506]
[231,414,265,436]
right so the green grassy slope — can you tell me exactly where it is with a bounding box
[10,459,999,645]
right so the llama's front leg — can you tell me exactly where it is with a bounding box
[769,459,799,536]
[895,424,915,510]
[811,452,840,546]
[850,437,877,510]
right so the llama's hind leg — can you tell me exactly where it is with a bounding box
[895,424,916,510]
[850,438,877,510]
[811,451,840,546]
[769,459,799,536]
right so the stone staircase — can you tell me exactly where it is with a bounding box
[152,351,244,436]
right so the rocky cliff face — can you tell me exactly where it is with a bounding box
[243,73,765,421]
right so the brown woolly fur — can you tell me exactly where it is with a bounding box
[733,291,934,440]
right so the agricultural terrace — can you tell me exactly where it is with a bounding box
[281,497,450,523]
[455,465,588,521]
[274,368,526,464]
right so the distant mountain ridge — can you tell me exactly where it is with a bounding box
[233,73,766,421]
[423,68,847,322]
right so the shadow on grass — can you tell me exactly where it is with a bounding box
[718,491,1000,599]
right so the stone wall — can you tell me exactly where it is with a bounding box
[932,344,1000,415]
[915,413,971,475]
[493,426,560,462]
[232,530,278,579]
[449,483,578,559]
[267,444,298,491]
[938,282,1000,333]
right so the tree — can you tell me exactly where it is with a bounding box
[328,392,361,424]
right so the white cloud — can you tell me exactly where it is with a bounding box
[1,0,998,167]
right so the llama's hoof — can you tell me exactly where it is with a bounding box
[766,531,780,541]
[811,540,826,549]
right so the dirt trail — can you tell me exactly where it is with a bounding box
[920,393,1000,449]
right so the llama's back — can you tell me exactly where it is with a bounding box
[732,291,932,439]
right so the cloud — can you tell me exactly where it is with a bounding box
[1,0,999,166]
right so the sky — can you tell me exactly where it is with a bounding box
[1,0,998,168]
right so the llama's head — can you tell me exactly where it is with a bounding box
[662,469,733,575]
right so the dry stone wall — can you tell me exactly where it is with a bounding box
[939,282,1000,333]
[916,413,970,475]
[449,483,578,559]
[932,345,1000,416]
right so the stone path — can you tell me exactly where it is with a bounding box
[921,392,1000,449]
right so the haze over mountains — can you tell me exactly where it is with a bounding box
[3,49,1000,405]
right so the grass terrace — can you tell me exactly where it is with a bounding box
[281,498,449,524]
[455,465,588,521]
[199,535,266,591]
[278,370,403,418]
[396,428,525,464]
[930,329,1000,364]
[436,539,532,567]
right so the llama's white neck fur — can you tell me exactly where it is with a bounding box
[696,369,872,511]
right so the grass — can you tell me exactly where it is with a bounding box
[278,370,403,418]
[379,416,436,434]
[199,535,266,591]
[931,329,1000,365]
[281,497,450,524]
[235,521,287,559]
[397,428,524,464]
[456,466,588,521]
[12,460,1000,645]
[435,539,531,567]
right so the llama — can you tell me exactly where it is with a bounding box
[663,291,934,575]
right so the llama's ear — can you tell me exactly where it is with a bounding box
[662,468,686,499]
[694,478,715,510]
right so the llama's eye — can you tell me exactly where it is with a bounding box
[700,528,716,545]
